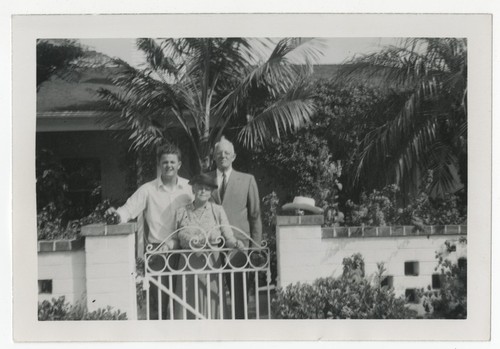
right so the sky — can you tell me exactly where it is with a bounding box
[78,37,399,67]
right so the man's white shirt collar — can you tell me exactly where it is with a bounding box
[217,168,232,179]
[216,168,232,187]
[157,176,189,190]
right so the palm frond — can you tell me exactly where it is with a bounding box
[211,38,317,135]
[136,38,179,77]
[98,37,324,166]
[424,141,459,195]
[237,82,316,148]
[344,38,467,193]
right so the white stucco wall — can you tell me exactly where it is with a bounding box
[38,223,138,320]
[276,222,467,299]
[38,250,86,305]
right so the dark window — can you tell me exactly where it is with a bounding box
[38,279,53,294]
[381,275,394,288]
[61,157,101,219]
[458,258,467,270]
[404,261,419,276]
[432,274,443,289]
[405,288,419,303]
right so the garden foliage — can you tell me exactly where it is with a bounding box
[38,296,127,320]
[272,254,416,319]
[344,171,466,227]
[36,148,120,240]
[252,82,384,208]
[37,199,119,240]
[422,238,467,319]
[340,38,467,196]
[36,149,69,212]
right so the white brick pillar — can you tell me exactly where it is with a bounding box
[276,215,324,287]
[81,223,138,320]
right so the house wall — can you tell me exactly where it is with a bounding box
[276,216,467,300]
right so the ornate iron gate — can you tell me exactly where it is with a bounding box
[143,225,272,320]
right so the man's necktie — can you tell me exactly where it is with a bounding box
[220,172,227,202]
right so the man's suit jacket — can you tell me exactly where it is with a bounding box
[210,170,262,248]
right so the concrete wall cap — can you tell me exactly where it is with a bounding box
[81,223,137,237]
[276,215,325,226]
[37,236,84,252]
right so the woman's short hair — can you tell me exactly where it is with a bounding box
[156,143,182,163]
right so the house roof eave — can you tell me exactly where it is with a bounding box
[36,111,124,132]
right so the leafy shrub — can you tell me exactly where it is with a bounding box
[249,81,394,204]
[344,171,466,227]
[37,199,120,240]
[400,172,466,227]
[36,148,121,240]
[36,149,69,211]
[252,134,342,209]
[422,238,467,319]
[37,203,71,241]
[342,253,365,279]
[38,296,127,320]
[272,254,417,319]
[345,184,399,226]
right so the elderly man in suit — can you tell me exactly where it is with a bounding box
[209,136,262,319]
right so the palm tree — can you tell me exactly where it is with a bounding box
[98,38,322,172]
[37,39,84,90]
[340,38,467,197]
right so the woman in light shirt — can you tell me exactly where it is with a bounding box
[171,173,243,319]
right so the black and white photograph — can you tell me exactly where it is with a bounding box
[11,13,492,342]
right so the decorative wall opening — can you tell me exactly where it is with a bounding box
[432,274,443,289]
[404,261,419,276]
[38,279,53,294]
[458,257,467,270]
[405,288,418,303]
[381,275,394,288]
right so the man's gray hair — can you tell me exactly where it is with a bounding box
[214,136,235,153]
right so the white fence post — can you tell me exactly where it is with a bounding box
[276,215,324,287]
[81,223,138,320]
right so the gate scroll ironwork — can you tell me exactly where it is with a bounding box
[143,225,272,320]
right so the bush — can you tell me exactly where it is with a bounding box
[36,149,69,211]
[37,199,120,240]
[252,134,342,209]
[422,238,467,319]
[249,82,393,206]
[344,171,467,227]
[272,254,417,319]
[401,173,466,227]
[37,203,71,241]
[38,296,127,320]
[345,184,399,226]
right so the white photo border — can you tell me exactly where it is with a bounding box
[12,13,492,341]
